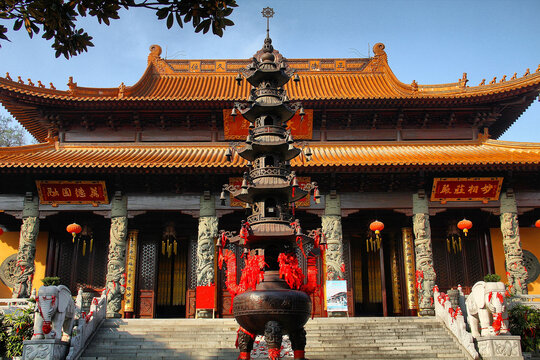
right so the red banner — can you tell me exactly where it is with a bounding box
[36,180,108,205]
[229,177,311,207]
[223,109,313,140]
[430,177,503,204]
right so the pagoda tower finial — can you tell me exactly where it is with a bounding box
[261,7,275,39]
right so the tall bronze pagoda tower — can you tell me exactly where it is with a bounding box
[219,20,322,360]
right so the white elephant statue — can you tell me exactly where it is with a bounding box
[465,281,509,338]
[32,285,76,340]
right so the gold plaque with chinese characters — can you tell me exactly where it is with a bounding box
[430,177,503,204]
[36,180,108,206]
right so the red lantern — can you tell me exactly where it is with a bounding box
[0,227,3,236]
[457,219,473,236]
[66,223,82,242]
[535,219,540,228]
[369,220,384,234]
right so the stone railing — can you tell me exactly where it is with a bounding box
[507,294,540,310]
[65,289,107,360]
[433,286,479,359]
[0,290,34,314]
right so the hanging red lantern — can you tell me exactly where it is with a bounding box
[66,223,82,242]
[457,218,473,236]
[535,219,540,228]
[369,220,384,234]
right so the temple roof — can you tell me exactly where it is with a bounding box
[1,43,539,141]
[1,137,539,173]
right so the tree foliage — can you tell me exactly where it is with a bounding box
[0,115,26,147]
[0,0,238,59]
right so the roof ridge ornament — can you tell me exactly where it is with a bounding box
[261,7,274,39]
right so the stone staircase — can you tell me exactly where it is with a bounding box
[80,317,473,360]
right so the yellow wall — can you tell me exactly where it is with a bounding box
[490,227,540,294]
[0,231,49,298]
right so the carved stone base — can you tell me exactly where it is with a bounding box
[106,311,122,318]
[419,308,435,316]
[476,335,523,360]
[196,309,214,318]
[22,339,69,360]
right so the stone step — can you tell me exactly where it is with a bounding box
[81,317,472,360]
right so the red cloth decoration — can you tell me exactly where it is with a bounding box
[238,352,251,360]
[239,222,251,243]
[492,312,503,335]
[220,249,266,312]
[293,350,305,359]
[415,270,424,290]
[278,253,304,290]
[42,321,52,334]
[295,236,306,258]
[268,348,280,360]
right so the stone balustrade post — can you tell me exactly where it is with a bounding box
[196,195,218,318]
[105,192,128,318]
[500,190,528,295]
[12,193,40,298]
[412,192,436,316]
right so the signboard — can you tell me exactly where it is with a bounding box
[223,109,313,140]
[326,280,348,312]
[36,180,108,206]
[229,177,311,207]
[430,177,503,204]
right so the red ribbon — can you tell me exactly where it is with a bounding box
[268,348,280,360]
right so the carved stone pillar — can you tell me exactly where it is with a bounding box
[322,195,345,281]
[12,193,40,298]
[106,193,128,318]
[412,193,436,316]
[196,195,218,318]
[500,191,528,295]
[123,230,139,318]
[401,227,418,315]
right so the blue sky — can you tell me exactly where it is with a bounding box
[0,0,539,142]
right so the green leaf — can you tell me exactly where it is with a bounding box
[13,19,22,31]
[222,18,234,27]
[175,13,183,28]
[156,7,169,20]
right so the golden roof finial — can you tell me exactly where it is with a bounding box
[37,80,45,88]
[489,77,497,85]
[524,68,530,76]
[49,82,56,90]
[500,75,506,83]
[411,80,418,92]
[27,78,34,86]
[511,72,517,80]
[479,79,486,86]
[536,64,540,73]
[17,76,24,84]
[459,73,468,88]
[5,72,11,81]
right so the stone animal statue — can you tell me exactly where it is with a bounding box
[465,281,509,338]
[32,285,76,340]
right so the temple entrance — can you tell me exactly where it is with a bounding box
[344,210,409,317]
[156,234,189,318]
[132,212,197,318]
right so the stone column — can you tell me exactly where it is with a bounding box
[106,193,128,318]
[500,191,528,295]
[12,193,40,298]
[322,195,345,281]
[123,230,139,318]
[196,195,218,318]
[412,192,436,316]
[401,227,418,315]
